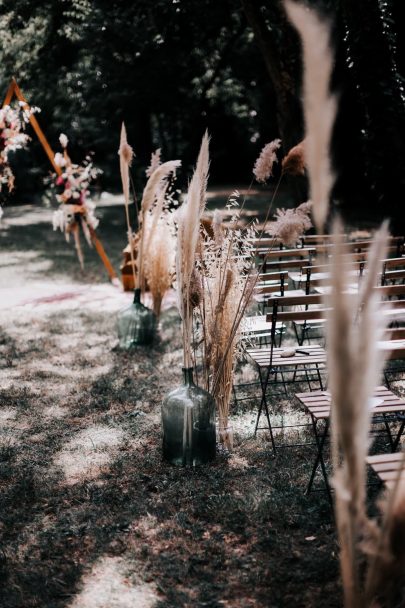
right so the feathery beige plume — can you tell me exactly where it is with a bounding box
[143,212,176,317]
[118,123,136,287]
[137,159,181,291]
[270,203,312,247]
[140,160,181,217]
[285,0,336,232]
[253,139,281,183]
[212,209,224,247]
[176,133,209,367]
[146,148,162,177]
[326,219,389,607]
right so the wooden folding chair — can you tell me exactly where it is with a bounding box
[247,293,328,451]
[296,386,405,502]
[367,452,405,490]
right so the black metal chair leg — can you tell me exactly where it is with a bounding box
[316,364,324,391]
[263,394,276,454]
[393,418,405,451]
[306,418,331,503]
[304,367,312,391]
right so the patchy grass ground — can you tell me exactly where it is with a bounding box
[0,199,394,608]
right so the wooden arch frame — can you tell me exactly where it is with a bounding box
[2,77,118,283]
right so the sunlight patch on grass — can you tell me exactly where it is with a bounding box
[26,361,85,378]
[42,404,69,419]
[55,425,125,484]
[0,407,17,421]
[68,556,158,608]
[228,454,251,469]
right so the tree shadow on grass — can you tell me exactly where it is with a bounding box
[0,304,341,608]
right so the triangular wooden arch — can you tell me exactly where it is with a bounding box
[2,77,118,283]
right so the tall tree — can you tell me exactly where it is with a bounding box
[241,0,405,231]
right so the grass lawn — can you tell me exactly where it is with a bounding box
[0,197,392,607]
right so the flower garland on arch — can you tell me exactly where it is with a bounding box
[51,134,102,268]
[0,101,40,199]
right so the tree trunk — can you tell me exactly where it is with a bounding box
[341,0,405,234]
[241,0,303,151]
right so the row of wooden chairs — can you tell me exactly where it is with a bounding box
[243,283,405,452]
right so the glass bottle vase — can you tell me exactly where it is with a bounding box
[162,368,216,466]
[117,289,156,348]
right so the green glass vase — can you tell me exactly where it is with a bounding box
[117,289,156,348]
[162,367,216,466]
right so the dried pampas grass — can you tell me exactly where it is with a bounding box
[118,123,136,287]
[253,139,282,184]
[365,469,405,605]
[285,0,336,232]
[326,220,390,607]
[270,201,312,247]
[195,202,258,448]
[137,159,181,292]
[143,211,176,317]
[146,148,161,177]
[176,131,210,368]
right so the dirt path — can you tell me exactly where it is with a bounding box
[0,203,341,608]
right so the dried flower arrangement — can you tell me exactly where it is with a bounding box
[119,124,180,312]
[173,135,258,451]
[51,133,102,268]
[194,200,258,449]
[0,102,40,195]
[285,1,405,604]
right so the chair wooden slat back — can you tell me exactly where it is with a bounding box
[263,293,328,365]
[255,271,289,296]
[258,247,316,260]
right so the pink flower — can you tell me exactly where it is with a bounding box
[56,176,64,186]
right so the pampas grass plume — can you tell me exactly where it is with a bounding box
[253,139,281,183]
[285,0,336,232]
[326,219,389,607]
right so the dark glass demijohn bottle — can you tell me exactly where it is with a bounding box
[117,288,156,348]
[162,367,216,466]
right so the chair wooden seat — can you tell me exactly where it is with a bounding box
[367,452,405,489]
[296,386,405,420]
[296,386,405,500]
[247,344,326,368]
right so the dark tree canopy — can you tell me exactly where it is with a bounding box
[0,0,277,192]
[0,0,404,230]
